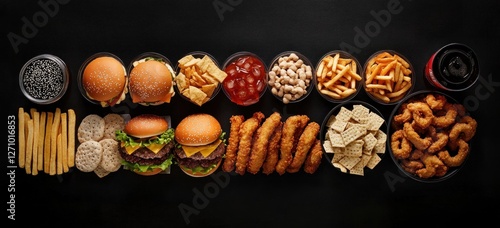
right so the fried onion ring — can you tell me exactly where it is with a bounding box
[235,112,265,175]
[393,103,412,124]
[448,122,474,144]
[432,103,457,128]
[222,115,245,172]
[247,112,282,174]
[424,93,447,110]
[287,121,320,173]
[403,122,432,151]
[415,154,446,179]
[427,132,449,154]
[407,102,434,129]
[303,139,323,174]
[438,139,469,167]
[275,115,309,175]
[401,160,423,174]
[391,129,412,159]
[262,122,283,175]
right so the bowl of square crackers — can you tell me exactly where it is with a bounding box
[320,100,387,176]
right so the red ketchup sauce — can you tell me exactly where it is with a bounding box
[222,55,267,106]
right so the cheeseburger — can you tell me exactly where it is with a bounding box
[174,113,226,177]
[82,55,128,107]
[116,114,175,176]
[129,56,176,106]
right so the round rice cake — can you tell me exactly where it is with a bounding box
[103,113,125,140]
[98,138,122,172]
[75,140,103,172]
[78,114,105,143]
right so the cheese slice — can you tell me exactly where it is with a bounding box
[121,141,166,155]
[182,139,221,158]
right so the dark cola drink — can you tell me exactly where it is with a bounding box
[425,43,479,91]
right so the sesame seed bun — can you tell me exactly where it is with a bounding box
[82,56,127,102]
[129,60,173,104]
[175,113,222,146]
[124,114,169,138]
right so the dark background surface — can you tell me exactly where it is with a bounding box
[3,0,500,227]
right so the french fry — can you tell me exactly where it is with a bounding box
[316,53,361,100]
[60,112,68,173]
[50,108,61,175]
[67,109,76,168]
[32,111,40,175]
[44,112,53,173]
[37,112,46,171]
[56,133,63,175]
[364,51,413,103]
[18,108,25,168]
[25,119,33,174]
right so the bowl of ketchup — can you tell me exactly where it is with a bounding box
[221,51,268,106]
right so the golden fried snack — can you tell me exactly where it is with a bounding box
[438,139,469,167]
[303,139,322,174]
[247,112,282,174]
[407,102,433,129]
[262,122,283,175]
[222,115,245,172]
[424,93,447,110]
[275,115,309,175]
[235,112,265,175]
[403,122,432,150]
[401,160,423,174]
[393,103,412,124]
[287,122,320,173]
[391,129,412,159]
[432,103,457,128]
[415,154,446,179]
[427,132,448,154]
[448,122,474,144]
[458,115,477,141]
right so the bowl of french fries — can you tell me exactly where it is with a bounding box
[362,50,414,105]
[174,51,227,106]
[314,50,362,103]
[267,51,314,104]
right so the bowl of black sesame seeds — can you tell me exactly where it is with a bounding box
[19,54,70,104]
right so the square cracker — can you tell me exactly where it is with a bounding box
[366,154,382,169]
[367,112,385,131]
[362,133,378,154]
[349,161,365,176]
[336,107,352,122]
[339,156,361,170]
[330,119,348,133]
[328,131,345,147]
[351,104,370,123]
[341,124,367,145]
[343,140,364,157]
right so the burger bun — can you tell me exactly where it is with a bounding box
[175,113,222,146]
[124,114,168,138]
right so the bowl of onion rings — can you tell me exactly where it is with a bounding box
[320,100,387,176]
[387,90,477,183]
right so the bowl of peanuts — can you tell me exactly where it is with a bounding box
[362,50,415,105]
[314,50,363,103]
[267,51,314,104]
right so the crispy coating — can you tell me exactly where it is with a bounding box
[427,132,449,154]
[222,115,245,172]
[438,139,470,167]
[432,103,457,128]
[394,103,413,124]
[458,116,477,141]
[407,102,433,129]
[403,122,432,151]
[262,122,283,175]
[401,160,423,174]
[287,122,320,173]
[275,115,309,175]
[235,112,265,175]
[448,122,474,144]
[424,93,447,110]
[391,129,413,159]
[303,139,322,174]
[415,154,446,179]
[247,112,282,174]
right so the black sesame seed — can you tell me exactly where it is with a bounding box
[22,59,64,100]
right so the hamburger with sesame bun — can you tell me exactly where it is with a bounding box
[128,55,176,106]
[115,114,175,176]
[174,113,226,177]
[81,55,128,107]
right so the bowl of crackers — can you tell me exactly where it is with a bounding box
[174,51,227,106]
[387,90,477,183]
[320,100,387,176]
[314,50,362,103]
[362,50,415,105]
[267,51,314,104]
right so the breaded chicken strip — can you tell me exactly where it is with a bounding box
[275,115,309,175]
[247,112,282,174]
[235,112,265,175]
[222,115,245,172]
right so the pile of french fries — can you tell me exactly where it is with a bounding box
[18,107,76,175]
[316,53,362,100]
[364,51,413,103]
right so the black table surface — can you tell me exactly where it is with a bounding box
[4,0,500,227]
